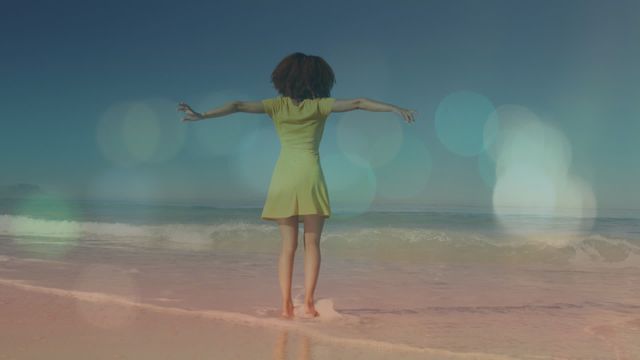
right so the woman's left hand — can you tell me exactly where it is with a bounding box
[178,101,204,122]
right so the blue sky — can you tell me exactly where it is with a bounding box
[1,0,639,213]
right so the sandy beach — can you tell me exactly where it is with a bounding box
[0,278,527,360]
[1,253,639,360]
[1,207,640,359]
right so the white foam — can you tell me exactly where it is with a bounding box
[5,214,638,268]
[0,255,69,266]
[0,214,276,242]
[150,297,180,302]
[0,277,519,359]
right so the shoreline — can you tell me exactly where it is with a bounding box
[0,279,523,360]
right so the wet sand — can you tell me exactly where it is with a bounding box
[1,280,523,360]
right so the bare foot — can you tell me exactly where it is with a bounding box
[303,303,319,318]
[281,302,294,319]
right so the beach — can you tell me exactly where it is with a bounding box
[1,200,639,359]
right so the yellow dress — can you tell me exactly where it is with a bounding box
[260,95,336,222]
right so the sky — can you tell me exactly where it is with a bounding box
[1,0,639,214]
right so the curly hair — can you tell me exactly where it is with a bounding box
[269,52,336,101]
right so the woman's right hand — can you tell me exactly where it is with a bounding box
[395,107,417,125]
[178,101,204,122]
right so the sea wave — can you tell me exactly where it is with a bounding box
[1,214,639,268]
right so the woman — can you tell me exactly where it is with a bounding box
[178,52,416,319]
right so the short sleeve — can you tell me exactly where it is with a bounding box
[318,97,336,118]
[262,98,276,118]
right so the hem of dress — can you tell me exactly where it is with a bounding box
[261,213,330,222]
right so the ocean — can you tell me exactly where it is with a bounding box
[1,197,639,359]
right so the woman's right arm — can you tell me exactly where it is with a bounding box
[332,98,416,124]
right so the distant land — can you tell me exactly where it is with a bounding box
[0,183,46,199]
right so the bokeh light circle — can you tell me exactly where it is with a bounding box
[190,90,258,157]
[374,135,432,200]
[483,104,541,162]
[554,174,598,232]
[121,103,160,162]
[492,164,557,218]
[435,90,495,157]
[488,104,597,241]
[494,120,572,182]
[97,98,186,167]
[322,151,377,219]
[145,97,188,162]
[232,127,279,194]
[336,110,403,168]
[477,149,496,189]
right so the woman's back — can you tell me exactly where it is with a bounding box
[262,96,336,154]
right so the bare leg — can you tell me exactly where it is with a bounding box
[302,214,325,317]
[277,215,298,318]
